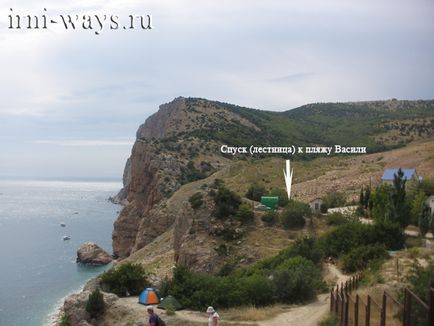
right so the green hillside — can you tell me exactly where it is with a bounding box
[178,98,434,154]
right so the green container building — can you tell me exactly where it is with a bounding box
[260,196,279,209]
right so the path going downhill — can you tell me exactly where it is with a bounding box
[173,263,349,326]
[259,264,349,326]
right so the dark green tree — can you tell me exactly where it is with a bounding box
[280,200,311,229]
[359,187,365,211]
[246,183,266,202]
[214,186,242,218]
[100,263,149,297]
[392,169,410,227]
[86,288,105,318]
[364,186,371,209]
[235,203,254,223]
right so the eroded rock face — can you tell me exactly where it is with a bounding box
[77,242,113,265]
[63,290,119,326]
[112,97,234,261]
[63,291,91,326]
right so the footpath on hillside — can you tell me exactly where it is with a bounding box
[171,263,349,326]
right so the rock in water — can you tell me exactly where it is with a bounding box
[76,242,113,265]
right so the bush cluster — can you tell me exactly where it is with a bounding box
[320,221,404,258]
[261,210,277,225]
[100,263,149,297]
[213,186,242,218]
[280,200,311,229]
[161,253,325,310]
[326,212,351,225]
[245,183,266,202]
[189,192,204,209]
[342,244,389,273]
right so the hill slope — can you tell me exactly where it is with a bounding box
[112,97,434,271]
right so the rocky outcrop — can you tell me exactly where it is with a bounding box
[112,96,260,262]
[62,290,118,326]
[77,242,113,265]
[63,291,91,326]
[112,98,229,259]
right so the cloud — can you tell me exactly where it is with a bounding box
[269,73,315,84]
[33,139,135,146]
[0,0,433,177]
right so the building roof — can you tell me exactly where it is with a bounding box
[381,169,418,181]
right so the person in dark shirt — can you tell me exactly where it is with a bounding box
[147,306,158,326]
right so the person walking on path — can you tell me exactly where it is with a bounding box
[206,306,220,326]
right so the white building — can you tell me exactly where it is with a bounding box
[309,198,323,213]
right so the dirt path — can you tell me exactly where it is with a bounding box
[173,264,348,326]
[106,264,348,326]
[258,264,348,326]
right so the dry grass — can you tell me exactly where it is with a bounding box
[218,137,434,203]
[222,305,291,322]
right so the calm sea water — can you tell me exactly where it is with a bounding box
[0,179,122,326]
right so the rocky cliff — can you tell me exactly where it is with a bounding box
[112,97,434,266]
[112,97,241,259]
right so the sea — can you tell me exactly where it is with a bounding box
[0,179,122,326]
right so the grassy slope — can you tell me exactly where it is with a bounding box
[194,98,434,153]
[124,137,434,281]
[220,137,434,202]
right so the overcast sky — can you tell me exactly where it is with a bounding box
[0,0,433,179]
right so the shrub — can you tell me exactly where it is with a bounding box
[272,256,325,303]
[270,188,289,207]
[322,192,346,209]
[321,221,404,258]
[342,244,388,273]
[261,210,277,225]
[247,237,323,274]
[162,254,325,310]
[280,200,311,229]
[86,288,105,318]
[406,261,434,325]
[320,222,369,257]
[326,212,350,225]
[189,192,204,209]
[318,314,338,326]
[100,263,149,297]
[214,186,242,218]
[407,260,434,304]
[246,183,266,202]
[369,221,405,251]
[59,315,69,326]
[235,204,254,223]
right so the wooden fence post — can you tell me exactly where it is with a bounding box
[331,289,334,312]
[355,295,359,326]
[429,287,434,326]
[403,288,411,326]
[381,292,386,326]
[344,297,349,326]
[366,295,371,326]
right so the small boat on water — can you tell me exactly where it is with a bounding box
[60,223,66,227]
[63,236,71,241]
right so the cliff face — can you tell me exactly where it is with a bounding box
[112,96,434,265]
[112,97,232,259]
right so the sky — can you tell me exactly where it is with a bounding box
[0,0,433,179]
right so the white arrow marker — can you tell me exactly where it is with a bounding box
[283,159,293,200]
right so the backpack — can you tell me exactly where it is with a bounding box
[156,315,166,326]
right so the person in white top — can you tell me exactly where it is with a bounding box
[206,306,220,326]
